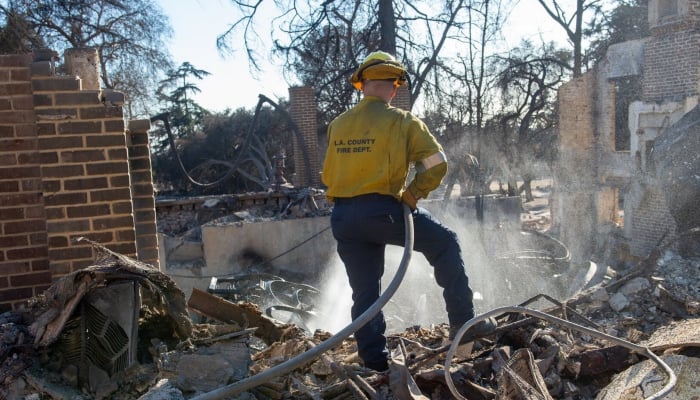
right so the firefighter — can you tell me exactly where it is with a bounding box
[321,51,495,372]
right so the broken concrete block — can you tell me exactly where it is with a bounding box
[176,352,237,392]
[596,355,700,400]
[137,379,185,400]
[590,286,610,302]
[609,292,630,312]
[619,277,650,296]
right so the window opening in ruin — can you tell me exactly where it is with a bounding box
[645,140,656,174]
[658,0,679,18]
[613,76,641,152]
[616,188,624,227]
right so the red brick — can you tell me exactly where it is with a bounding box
[24,205,45,219]
[46,218,90,233]
[39,136,84,150]
[0,235,28,247]
[66,203,110,218]
[41,164,84,178]
[20,178,42,191]
[42,180,61,192]
[44,206,65,219]
[7,246,48,260]
[0,181,20,192]
[29,232,47,246]
[35,108,78,120]
[32,258,49,271]
[112,201,134,214]
[31,76,80,91]
[10,68,30,81]
[128,132,149,145]
[36,123,56,136]
[0,192,42,206]
[48,235,69,248]
[0,276,7,289]
[0,153,17,165]
[0,138,37,151]
[74,231,113,244]
[43,192,87,206]
[86,134,126,148]
[107,242,136,256]
[60,149,106,163]
[49,261,72,275]
[0,82,32,96]
[80,106,123,119]
[129,158,151,171]
[70,259,94,271]
[48,245,93,261]
[0,99,10,110]
[54,92,100,105]
[17,152,40,164]
[92,215,134,230]
[135,223,157,236]
[58,121,101,134]
[136,235,158,248]
[33,94,53,107]
[15,124,36,138]
[9,271,52,287]
[85,161,128,175]
[0,110,35,124]
[13,95,34,110]
[0,287,33,302]
[0,207,24,219]
[105,120,125,133]
[0,261,31,274]
[3,219,46,234]
[89,188,131,202]
[0,54,32,66]
[63,176,108,191]
[116,229,136,242]
[108,148,127,160]
[127,145,150,158]
[38,151,59,165]
[0,125,14,138]
[109,174,130,188]
[0,165,40,178]
[132,184,155,197]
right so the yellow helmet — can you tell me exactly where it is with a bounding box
[350,51,407,90]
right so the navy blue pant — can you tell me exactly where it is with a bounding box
[330,194,475,369]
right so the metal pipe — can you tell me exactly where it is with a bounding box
[444,306,677,400]
[191,204,415,400]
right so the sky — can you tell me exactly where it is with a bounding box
[158,0,570,113]
[158,0,289,113]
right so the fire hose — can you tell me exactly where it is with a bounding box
[445,307,677,400]
[190,203,414,400]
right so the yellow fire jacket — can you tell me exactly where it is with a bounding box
[322,96,447,202]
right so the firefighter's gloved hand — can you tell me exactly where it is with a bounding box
[401,190,418,211]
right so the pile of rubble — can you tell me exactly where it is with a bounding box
[1,240,699,399]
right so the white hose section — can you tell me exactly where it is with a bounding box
[191,204,415,400]
[444,306,677,400]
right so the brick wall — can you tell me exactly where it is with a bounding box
[289,86,321,187]
[644,0,700,102]
[0,54,51,311]
[127,119,159,269]
[629,185,677,255]
[0,49,159,311]
[554,73,599,263]
[643,30,700,102]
